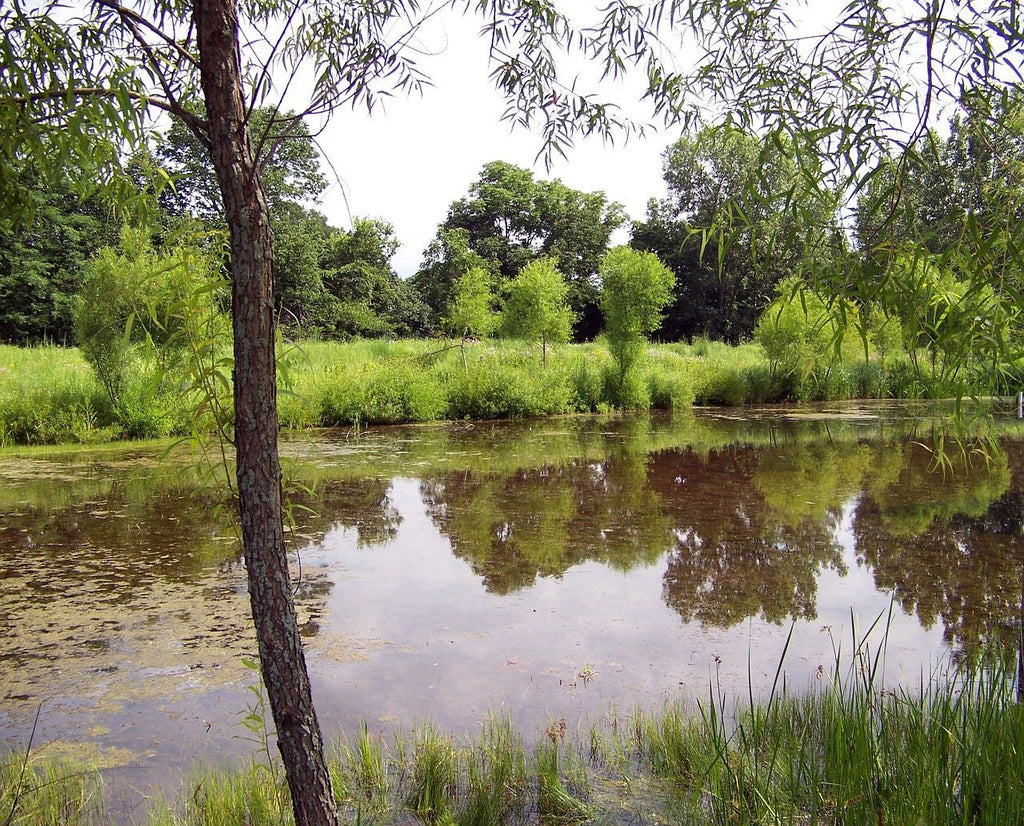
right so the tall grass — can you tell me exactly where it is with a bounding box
[0,345,112,445]
[0,752,106,825]
[8,638,1024,826]
[0,337,996,447]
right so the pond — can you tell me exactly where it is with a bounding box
[2,403,1023,809]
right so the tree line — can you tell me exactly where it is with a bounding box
[7,93,1021,357]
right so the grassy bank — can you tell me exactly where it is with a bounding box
[4,647,1023,825]
[0,337,981,446]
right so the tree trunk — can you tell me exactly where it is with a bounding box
[192,1,338,824]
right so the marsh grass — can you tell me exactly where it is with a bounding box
[0,753,106,825]
[0,338,996,446]
[460,716,528,826]
[407,727,458,824]
[156,764,288,826]
[7,639,1024,826]
[0,345,112,445]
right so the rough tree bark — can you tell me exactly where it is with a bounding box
[192,0,339,823]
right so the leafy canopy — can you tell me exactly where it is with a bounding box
[501,257,574,363]
[423,160,624,338]
[632,124,842,343]
[600,245,675,377]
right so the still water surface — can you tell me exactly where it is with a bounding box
[2,404,1023,801]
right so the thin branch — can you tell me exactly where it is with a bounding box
[92,0,200,69]
[15,87,209,138]
[245,0,305,118]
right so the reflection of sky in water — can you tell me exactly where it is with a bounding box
[307,481,949,743]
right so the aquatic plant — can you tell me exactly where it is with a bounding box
[6,634,1024,826]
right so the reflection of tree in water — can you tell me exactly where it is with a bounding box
[649,445,846,627]
[304,478,402,547]
[0,472,400,692]
[420,446,674,593]
[854,440,1019,659]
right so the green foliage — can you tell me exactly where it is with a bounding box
[500,258,574,365]
[857,91,1024,266]
[754,277,864,385]
[445,349,575,419]
[0,6,149,227]
[536,741,593,822]
[271,203,334,331]
[647,349,697,409]
[155,107,327,224]
[410,228,492,335]
[0,170,122,346]
[444,265,498,340]
[566,346,616,413]
[320,359,447,426]
[419,161,625,338]
[632,125,844,343]
[73,228,230,438]
[2,336,1012,446]
[868,250,1011,396]
[322,217,431,338]
[600,246,676,398]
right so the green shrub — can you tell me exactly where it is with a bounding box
[74,228,230,439]
[647,349,696,410]
[446,352,572,419]
[604,364,651,409]
[565,349,614,412]
[694,364,748,406]
[741,364,775,404]
[318,361,446,425]
[850,361,886,399]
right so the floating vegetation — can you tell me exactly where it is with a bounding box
[5,639,1024,826]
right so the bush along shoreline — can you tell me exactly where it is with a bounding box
[4,634,1024,825]
[0,336,990,448]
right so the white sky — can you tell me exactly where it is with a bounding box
[308,0,950,279]
[315,11,674,278]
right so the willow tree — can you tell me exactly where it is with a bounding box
[2,1,1020,825]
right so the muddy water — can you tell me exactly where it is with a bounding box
[2,405,1024,805]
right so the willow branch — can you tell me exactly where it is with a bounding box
[92,0,201,69]
[17,87,208,137]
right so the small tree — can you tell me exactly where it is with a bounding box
[444,265,498,340]
[501,258,574,366]
[753,277,864,392]
[75,227,229,436]
[600,246,675,383]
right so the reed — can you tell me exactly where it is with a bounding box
[6,639,1024,825]
[0,337,998,447]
